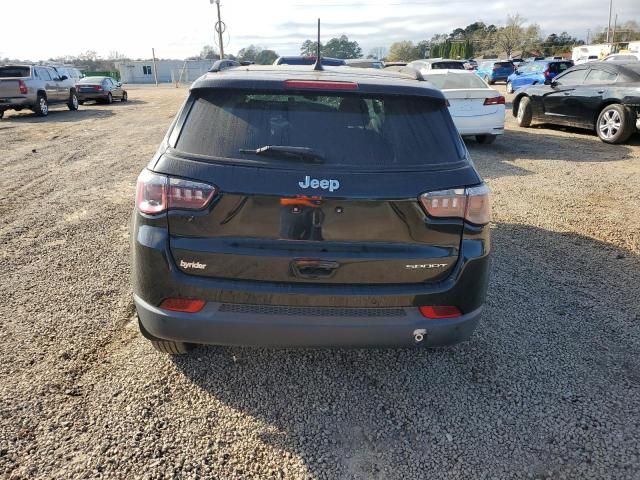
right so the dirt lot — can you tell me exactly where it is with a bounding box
[1,85,639,480]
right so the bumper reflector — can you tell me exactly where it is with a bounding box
[419,306,462,319]
[159,298,206,313]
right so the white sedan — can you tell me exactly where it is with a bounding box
[421,69,505,144]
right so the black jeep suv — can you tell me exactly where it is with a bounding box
[132,65,491,354]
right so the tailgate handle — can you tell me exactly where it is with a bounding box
[291,259,339,279]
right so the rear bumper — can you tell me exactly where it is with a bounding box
[453,108,505,136]
[135,294,483,347]
[77,92,108,100]
[0,96,32,109]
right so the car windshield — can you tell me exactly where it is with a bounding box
[174,90,465,170]
[424,73,487,89]
[78,77,107,83]
[0,66,30,78]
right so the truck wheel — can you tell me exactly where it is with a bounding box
[516,96,532,127]
[596,104,633,144]
[476,134,497,144]
[149,339,191,354]
[67,91,79,111]
[34,93,49,117]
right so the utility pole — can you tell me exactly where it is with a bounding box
[611,14,618,51]
[586,29,591,45]
[210,0,225,59]
[151,48,158,86]
[606,0,613,44]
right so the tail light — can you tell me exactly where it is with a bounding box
[159,298,206,313]
[484,96,505,105]
[419,306,462,319]
[95,85,103,91]
[419,183,491,225]
[18,80,28,94]
[136,170,217,214]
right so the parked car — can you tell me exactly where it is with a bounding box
[408,58,466,71]
[273,56,346,66]
[383,62,407,68]
[475,60,515,84]
[506,60,574,93]
[574,55,599,65]
[0,64,78,118]
[422,69,505,144]
[463,59,478,70]
[345,59,384,69]
[76,76,127,104]
[513,61,640,144]
[132,65,491,353]
[603,53,640,62]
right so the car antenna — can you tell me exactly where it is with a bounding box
[313,18,323,71]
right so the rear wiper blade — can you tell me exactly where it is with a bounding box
[239,145,324,163]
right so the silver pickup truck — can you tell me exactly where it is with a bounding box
[0,65,79,118]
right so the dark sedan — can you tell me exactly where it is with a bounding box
[76,76,128,104]
[512,62,640,143]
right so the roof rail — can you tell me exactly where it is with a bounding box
[383,65,425,81]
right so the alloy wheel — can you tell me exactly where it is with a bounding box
[598,109,621,139]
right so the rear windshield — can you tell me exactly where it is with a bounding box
[0,66,30,78]
[424,73,487,89]
[174,90,465,170]
[494,62,514,68]
[431,62,465,70]
[549,62,573,73]
[78,76,106,83]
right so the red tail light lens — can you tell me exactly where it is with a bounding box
[419,306,462,319]
[169,178,217,210]
[136,170,167,214]
[18,80,28,94]
[484,96,505,105]
[420,184,491,225]
[159,298,206,313]
[284,80,359,91]
[95,85,103,91]
[136,170,217,214]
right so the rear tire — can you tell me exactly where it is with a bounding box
[149,339,191,355]
[0,110,4,119]
[121,91,128,102]
[476,134,497,144]
[33,93,48,117]
[106,92,113,104]
[516,96,532,127]
[596,104,633,144]
[67,91,79,111]
[506,81,514,94]
[484,75,494,85]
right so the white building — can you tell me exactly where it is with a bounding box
[115,60,213,84]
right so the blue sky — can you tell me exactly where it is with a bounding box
[1,0,638,60]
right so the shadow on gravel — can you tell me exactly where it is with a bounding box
[171,223,640,479]
[467,127,635,178]
[3,109,114,123]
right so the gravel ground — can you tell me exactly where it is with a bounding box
[0,85,639,480]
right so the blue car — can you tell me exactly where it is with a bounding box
[506,60,574,93]
[475,60,515,84]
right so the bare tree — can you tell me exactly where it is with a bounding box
[494,14,540,58]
